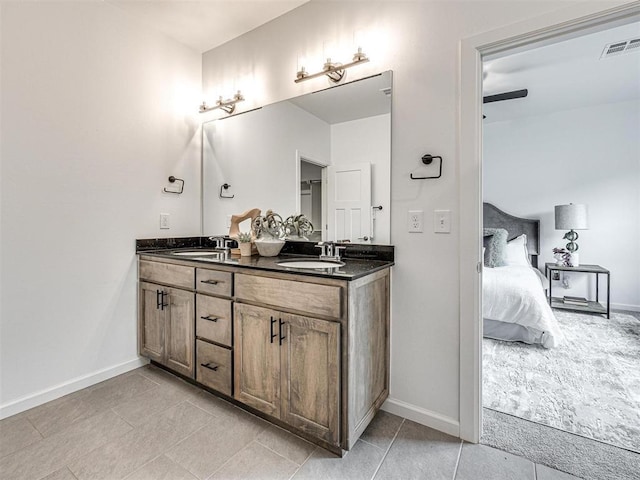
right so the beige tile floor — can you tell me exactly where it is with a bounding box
[0,365,579,480]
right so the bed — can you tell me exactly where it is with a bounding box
[482,203,563,348]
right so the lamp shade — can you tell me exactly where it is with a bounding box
[555,204,589,230]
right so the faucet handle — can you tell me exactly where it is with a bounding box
[315,242,327,257]
[335,245,347,260]
[224,239,234,250]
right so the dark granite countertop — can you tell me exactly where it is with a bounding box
[136,237,394,281]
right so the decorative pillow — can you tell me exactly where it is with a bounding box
[504,234,530,267]
[483,228,508,267]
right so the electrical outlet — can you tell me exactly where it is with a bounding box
[160,213,170,229]
[434,210,451,233]
[408,210,423,233]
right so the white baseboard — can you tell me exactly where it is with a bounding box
[0,357,149,420]
[612,303,640,313]
[382,397,460,438]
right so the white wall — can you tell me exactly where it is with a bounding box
[202,101,330,235]
[0,2,201,415]
[331,114,391,243]
[200,0,589,434]
[484,99,640,310]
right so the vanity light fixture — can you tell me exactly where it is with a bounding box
[295,48,369,84]
[199,91,244,114]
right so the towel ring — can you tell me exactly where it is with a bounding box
[163,176,184,194]
[219,183,234,199]
[410,154,442,180]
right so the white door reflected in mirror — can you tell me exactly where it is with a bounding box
[327,163,372,243]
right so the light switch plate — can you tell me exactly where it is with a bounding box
[434,210,451,233]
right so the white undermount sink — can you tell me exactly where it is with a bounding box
[277,260,344,269]
[171,251,221,257]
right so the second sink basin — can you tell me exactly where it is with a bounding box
[277,259,344,269]
[172,250,221,257]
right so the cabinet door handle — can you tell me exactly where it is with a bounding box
[160,291,168,310]
[270,316,277,344]
[200,279,221,285]
[156,290,162,309]
[200,315,219,322]
[200,362,219,371]
[279,319,286,345]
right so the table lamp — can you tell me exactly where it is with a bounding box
[555,203,589,266]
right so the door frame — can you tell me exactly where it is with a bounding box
[458,1,640,443]
[295,150,329,238]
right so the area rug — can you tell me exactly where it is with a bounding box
[482,408,640,480]
[483,310,640,453]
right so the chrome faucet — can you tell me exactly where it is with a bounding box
[315,242,346,261]
[209,236,225,249]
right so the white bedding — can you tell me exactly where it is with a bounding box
[483,265,564,348]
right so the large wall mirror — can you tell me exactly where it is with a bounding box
[202,71,392,244]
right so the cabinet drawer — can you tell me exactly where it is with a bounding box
[139,260,194,289]
[196,295,232,347]
[235,273,342,319]
[196,268,233,297]
[196,340,232,396]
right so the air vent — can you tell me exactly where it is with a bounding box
[601,38,640,58]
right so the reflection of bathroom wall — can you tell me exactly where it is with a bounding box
[331,114,391,243]
[203,102,330,235]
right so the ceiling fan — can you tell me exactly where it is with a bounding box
[483,89,528,104]
[482,88,528,118]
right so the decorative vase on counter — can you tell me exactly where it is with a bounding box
[254,238,285,257]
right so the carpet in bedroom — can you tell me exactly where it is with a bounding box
[482,309,640,453]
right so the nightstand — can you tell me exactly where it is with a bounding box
[544,263,610,318]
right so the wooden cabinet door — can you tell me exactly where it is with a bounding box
[165,287,195,378]
[280,313,340,445]
[234,303,281,418]
[139,282,166,363]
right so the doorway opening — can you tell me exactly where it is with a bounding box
[459,4,640,476]
[481,16,640,455]
[299,158,326,242]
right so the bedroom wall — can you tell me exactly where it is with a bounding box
[484,99,640,311]
[0,2,202,416]
[200,0,622,435]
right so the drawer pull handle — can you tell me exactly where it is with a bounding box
[270,316,277,344]
[200,279,222,285]
[200,315,219,322]
[201,362,219,371]
[279,319,286,345]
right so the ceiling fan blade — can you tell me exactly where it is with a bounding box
[483,89,528,104]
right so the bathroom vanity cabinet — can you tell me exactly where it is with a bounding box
[137,253,391,454]
[138,261,195,378]
[234,295,341,445]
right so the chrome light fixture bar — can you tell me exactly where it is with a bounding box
[295,48,369,84]
[199,91,244,114]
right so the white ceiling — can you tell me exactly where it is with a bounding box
[483,21,640,123]
[106,0,309,53]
